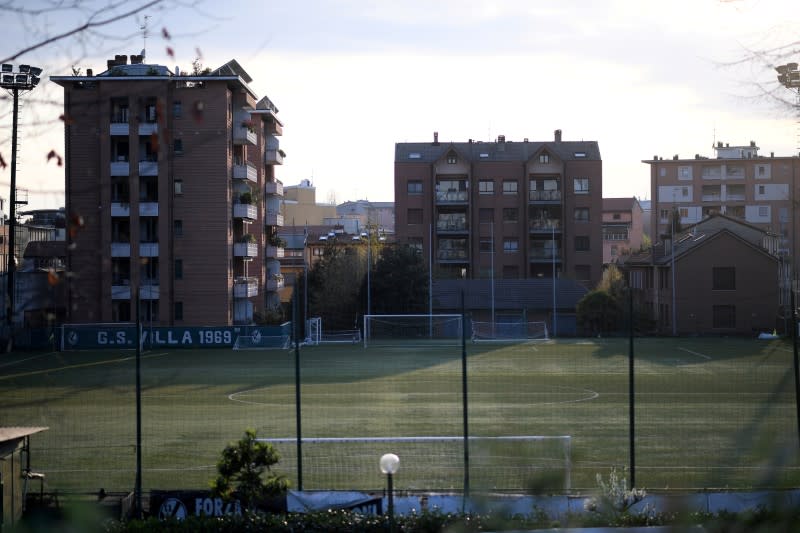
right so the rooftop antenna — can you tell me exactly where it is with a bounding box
[140,15,150,60]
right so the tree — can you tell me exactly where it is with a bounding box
[211,428,289,510]
[367,245,429,314]
[576,289,623,336]
[307,242,364,330]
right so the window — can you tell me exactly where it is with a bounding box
[573,178,589,194]
[758,206,769,217]
[408,237,423,253]
[173,100,182,118]
[610,245,618,257]
[502,208,518,223]
[407,208,423,224]
[678,166,692,180]
[478,208,494,223]
[175,301,183,321]
[174,219,183,236]
[478,179,494,195]
[681,187,689,197]
[613,213,621,220]
[713,305,736,329]
[174,179,183,196]
[574,152,586,158]
[712,267,735,290]
[539,153,550,164]
[503,238,519,253]
[574,207,589,222]
[479,238,492,253]
[174,138,183,154]
[175,259,183,280]
[574,236,590,251]
[447,153,457,164]
[407,180,423,194]
[758,184,765,195]
[502,180,518,195]
[660,209,670,222]
[408,152,421,159]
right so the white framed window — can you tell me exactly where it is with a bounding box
[678,166,692,180]
[478,180,494,195]
[573,177,589,194]
[539,153,549,164]
[503,238,519,252]
[502,180,518,195]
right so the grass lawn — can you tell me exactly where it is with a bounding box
[1,337,798,494]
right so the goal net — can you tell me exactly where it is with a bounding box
[232,333,291,350]
[471,321,549,342]
[259,435,571,492]
[363,314,463,347]
[306,317,362,345]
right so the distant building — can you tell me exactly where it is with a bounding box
[336,200,395,234]
[282,179,336,227]
[602,197,644,265]
[620,214,782,335]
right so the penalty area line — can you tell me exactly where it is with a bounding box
[678,347,711,360]
[0,352,170,381]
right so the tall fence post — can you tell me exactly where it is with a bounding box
[792,287,800,450]
[135,287,142,517]
[294,289,303,490]
[461,290,469,507]
[628,288,635,487]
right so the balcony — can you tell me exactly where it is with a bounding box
[267,120,283,136]
[234,126,257,145]
[140,203,159,217]
[233,203,257,220]
[139,160,158,176]
[265,180,284,196]
[603,233,629,241]
[234,277,259,298]
[436,221,469,233]
[266,275,285,291]
[111,283,131,299]
[266,245,285,259]
[111,161,130,176]
[265,149,284,165]
[111,203,131,217]
[233,162,258,183]
[529,190,561,202]
[265,210,284,226]
[110,122,129,136]
[234,242,258,258]
[437,249,468,262]
[139,283,160,299]
[435,190,468,204]
[111,242,131,257]
[529,248,562,261]
[529,219,561,232]
[138,122,158,136]
[140,242,159,257]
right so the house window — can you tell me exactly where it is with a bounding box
[479,179,494,195]
[407,180,423,195]
[502,208,518,223]
[503,238,519,253]
[174,179,183,196]
[502,180,518,195]
[408,152,421,159]
[407,208,423,224]
[574,152,586,158]
[574,207,589,222]
[174,219,183,236]
[713,305,736,328]
[175,259,183,280]
[175,301,183,321]
[573,178,589,194]
[574,236,590,251]
[681,187,689,197]
[610,245,618,257]
[758,184,765,195]
[678,166,692,180]
[447,153,457,164]
[539,153,550,164]
[659,209,670,222]
[174,138,183,154]
[712,267,735,290]
[173,100,182,118]
[479,208,494,223]
[479,238,492,253]
[758,206,769,217]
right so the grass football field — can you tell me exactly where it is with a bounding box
[1,337,798,494]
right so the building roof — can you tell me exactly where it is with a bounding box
[23,240,66,259]
[396,138,601,163]
[0,427,48,443]
[433,279,588,311]
[622,214,779,267]
[603,197,642,212]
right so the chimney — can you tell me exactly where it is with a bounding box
[86,68,93,77]
[554,129,562,142]
[107,59,116,70]
[523,138,528,142]
[497,134,505,143]
[717,142,722,148]
[673,154,679,160]
[433,131,439,145]
[750,140,756,147]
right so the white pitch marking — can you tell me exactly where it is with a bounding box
[679,347,711,360]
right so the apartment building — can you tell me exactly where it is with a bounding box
[645,141,800,267]
[395,131,603,288]
[602,197,644,265]
[52,55,285,325]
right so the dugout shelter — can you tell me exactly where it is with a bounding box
[0,427,48,530]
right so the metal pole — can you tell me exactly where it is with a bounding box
[294,288,303,490]
[671,207,677,336]
[490,222,495,332]
[6,86,19,344]
[387,472,395,532]
[367,226,371,316]
[552,225,557,337]
[792,286,800,450]
[628,288,635,487]
[429,223,433,336]
[135,286,142,517]
[461,290,470,505]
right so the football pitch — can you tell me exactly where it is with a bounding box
[1,337,798,494]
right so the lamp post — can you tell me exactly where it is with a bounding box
[1,63,41,346]
[379,453,399,531]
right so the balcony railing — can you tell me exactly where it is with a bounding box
[111,242,131,257]
[529,248,562,260]
[266,245,285,258]
[234,277,259,298]
[111,203,131,217]
[233,163,258,183]
[110,122,129,136]
[437,249,468,261]
[265,211,284,226]
[266,276,285,291]
[111,284,131,299]
[265,149,284,165]
[529,190,561,202]
[111,161,130,176]
[701,193,721,202]
[265,180,284,196]
[435,190,468,203]
[140,202,159,217]
[234,242,258,258]
[603,233,629,241]
[140,284,160,300]
[529,219,561,232]
[140,242,159,257]
[139,160,158,176]
[138,122,158,136]
[234,126,257,145]
[436,221,469,232]
[233,203,257,220]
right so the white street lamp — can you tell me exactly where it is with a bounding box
[379,453,399,530]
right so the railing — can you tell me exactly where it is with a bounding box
[138,122,158,136]
[140,242,159,257]
[111,203,131,217]
[603,233,629,241]
[139,161,158,176]
[233,163,258,183]
[110,161,129,176]
[529,190,561,201]
[265,181,284,196]
[435,190,468,203]
[265,211,284,226]
[234,242,258,258]
[139,203,159,217]
[266,245,285,259]
[111,284,131,300]
[234,126,257,145]
[233,203,257,220]
[437,249,468,261]
[111,242,131,257]
[234,277,259,298]
[529,219,561,231]
[266,276,285,291]
[701,193,721,202]
[436,221,468,232]
[265,149,284,165]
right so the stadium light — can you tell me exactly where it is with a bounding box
[379,453,399,531]
[0,63,41,348]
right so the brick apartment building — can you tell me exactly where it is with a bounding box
[52,55,285,325]
[644,141,800,268]
[602,197,645,265]
[395,131,602,288]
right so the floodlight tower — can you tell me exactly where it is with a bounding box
[776,62,800,152]
[0,63,42,341]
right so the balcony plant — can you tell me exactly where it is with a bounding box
[240,233,256,244]
[241,119,256,133]
[239,191,254,205]
[267,233,286,248]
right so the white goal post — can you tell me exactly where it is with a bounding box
[259,435,571,491]
[471,321,550,342]
[363,314,464,347]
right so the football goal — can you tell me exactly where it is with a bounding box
[232,333,291,350]
[363,314,464,347]
[471,321,549,343]
[259,435,571,492]
[306,317,361,345]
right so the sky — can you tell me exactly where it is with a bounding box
[1,0,799,212]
